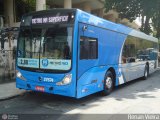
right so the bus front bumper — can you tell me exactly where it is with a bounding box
[16,78,75,98]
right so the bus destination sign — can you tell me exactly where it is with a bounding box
[32,16,69,24]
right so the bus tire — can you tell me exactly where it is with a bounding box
[143,65,149,80]
[102,71,114,96]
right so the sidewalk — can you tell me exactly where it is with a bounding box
[0,82,26,101]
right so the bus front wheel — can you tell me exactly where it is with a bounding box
[102,71,114,96]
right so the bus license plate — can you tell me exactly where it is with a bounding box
[35,86,44,92]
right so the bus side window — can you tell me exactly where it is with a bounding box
[122,36,136,64]
[80,36,98,60]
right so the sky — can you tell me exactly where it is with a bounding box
[134,17,142,26]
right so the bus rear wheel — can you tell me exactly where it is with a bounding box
[102,71,114,96]
[143,65,149,80]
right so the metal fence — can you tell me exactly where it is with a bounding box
[0,50,16,83]
[0,27,18,84]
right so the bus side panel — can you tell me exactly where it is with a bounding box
[118,32,158,82]
[117,33,146,83]
[77,23,124,77]
[114,33,128,85]
[149,60,157,73]
[76,23,126,98]
[98,30,128,86]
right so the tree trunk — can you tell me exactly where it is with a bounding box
[156,11,160,39]
[144,15,150,35]
[156,22,160,39]
[141,13,144,31]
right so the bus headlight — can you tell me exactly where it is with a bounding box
[16,70,26,80]
[56,74,72,86]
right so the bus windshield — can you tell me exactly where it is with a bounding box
[17,24,73,72]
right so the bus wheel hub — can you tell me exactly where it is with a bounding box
[106,77,112,89]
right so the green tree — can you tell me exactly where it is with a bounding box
[151,0,160,38]
[104,0,141,22]
[104,0,160,38]
[139,0,157,35]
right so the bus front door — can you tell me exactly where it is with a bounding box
[76,23,100,97]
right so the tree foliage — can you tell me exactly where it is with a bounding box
[104,0,160,38]
[105,0,141,22]
[151,0,160,38]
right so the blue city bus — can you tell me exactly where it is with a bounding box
[16,9,158,98]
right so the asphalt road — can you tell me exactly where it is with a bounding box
[0,70,160,120]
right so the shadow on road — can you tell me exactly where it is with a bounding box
[112,70,160,100]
